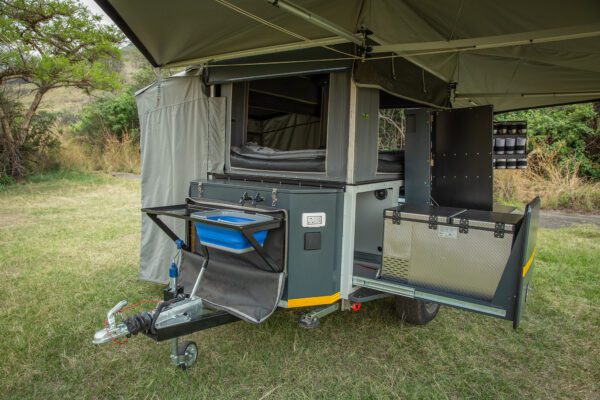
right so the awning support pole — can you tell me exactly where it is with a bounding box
[266,0,363,46]
[371,23,600,55]
[456,91,600,99]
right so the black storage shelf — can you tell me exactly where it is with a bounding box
[492,134,527,139]
[493,119,528,171]
[493,154,527,159]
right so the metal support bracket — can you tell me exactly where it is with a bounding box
[146,213,188,250]
[170,337,181,366]
[240,225,281,273]
[298,302,340,329]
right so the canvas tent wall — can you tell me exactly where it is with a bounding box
[137,70,225,283]
[97,0,600,112]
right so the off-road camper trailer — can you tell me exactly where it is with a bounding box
[91,0,600,369]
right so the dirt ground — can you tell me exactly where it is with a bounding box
[540,210,600,229]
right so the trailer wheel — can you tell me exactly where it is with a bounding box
[176,341,198,370]
[394,297,440,325]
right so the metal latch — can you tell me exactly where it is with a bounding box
[392,209,401,225]
[494,222,505,238]
[428,214,438,229]
[197,182,203,198]
[271,188,278,207]
[459,218,469,234]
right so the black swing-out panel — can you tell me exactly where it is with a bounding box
[432,106,494,211]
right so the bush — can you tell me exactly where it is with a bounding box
[72,92,139,145]
[21,111,61,172]
[498,103,600,179]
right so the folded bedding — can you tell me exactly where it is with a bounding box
[231,143,325,172]
[230,143,404,174]
[231,143,325,160]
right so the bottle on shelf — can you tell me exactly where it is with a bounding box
[505,137,516,154]
[494,137,506,154]
[516,137,526,154]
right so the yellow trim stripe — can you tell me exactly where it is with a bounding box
[522,247,537,277]
[287,292,340,308]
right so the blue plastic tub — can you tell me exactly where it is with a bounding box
[192,210,273,254]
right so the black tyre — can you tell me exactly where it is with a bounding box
[394,296,440,325]
[177,340,198,370]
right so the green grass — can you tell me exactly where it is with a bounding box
[0,176,599,399]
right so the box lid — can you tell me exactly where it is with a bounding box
[451,209,523,231]
[385,204,466,224]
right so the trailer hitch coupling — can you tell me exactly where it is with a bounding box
[92,300,131,344]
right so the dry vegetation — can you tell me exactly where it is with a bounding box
[58,132,140,174]
[495,145,600,212]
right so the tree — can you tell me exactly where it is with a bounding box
[0,0,124,179]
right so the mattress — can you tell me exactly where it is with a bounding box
[231,144,325,172]
[230,144,404,173]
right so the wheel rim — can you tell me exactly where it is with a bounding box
[424,302,438,314]
[183,343,198,368]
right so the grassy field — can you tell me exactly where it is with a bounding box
[0,173,599,399]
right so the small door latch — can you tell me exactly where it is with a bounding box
[252,192,264,206]
[239,191,252,206]
[459,218,469,234]
[428,214,438,229]
[494,222,506,238]
[271,188,278,207]
[392,209,401,225]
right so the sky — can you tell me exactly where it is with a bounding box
[80,0,113,25]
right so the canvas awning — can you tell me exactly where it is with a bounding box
[97,0,600,111]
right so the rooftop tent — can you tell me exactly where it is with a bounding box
[96,0,600,111]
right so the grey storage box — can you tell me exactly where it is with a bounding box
[381,204,465,283]
[382,205,523,301]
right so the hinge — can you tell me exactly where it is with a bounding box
[392,209,401,225]
[494,222,505,238]
[428,214,438,229]
[459,218,469,234]
[271,188,278,207]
